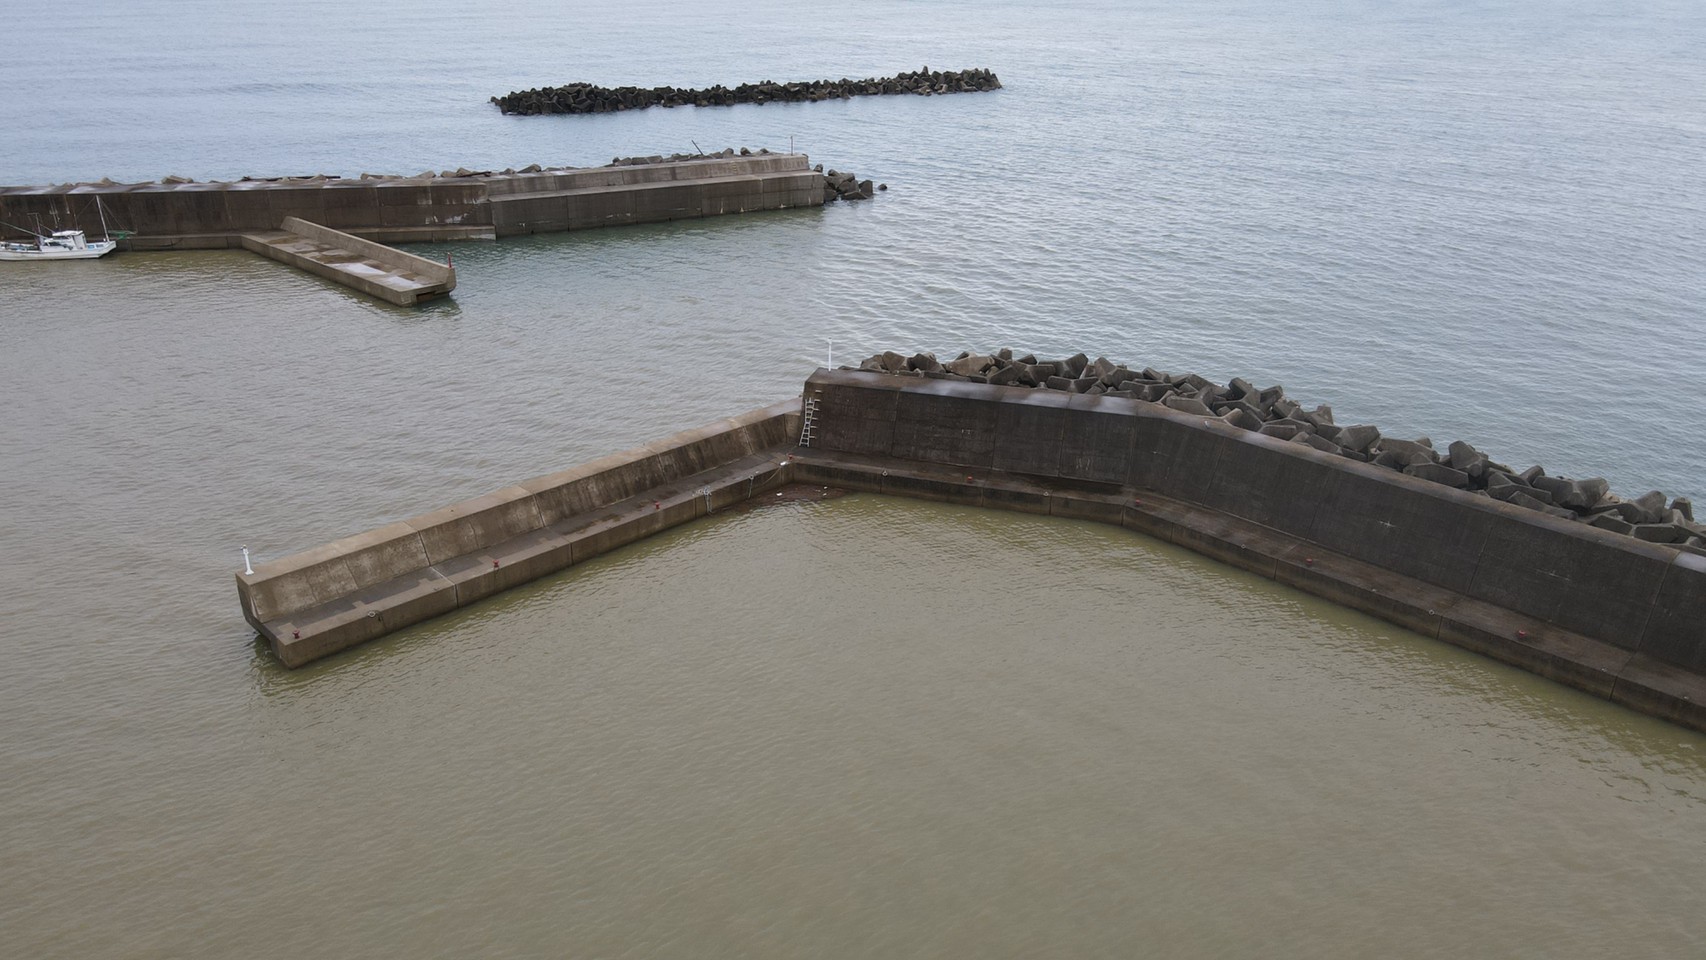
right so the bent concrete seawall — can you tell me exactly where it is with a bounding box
[237,401,801,667]
[790,370,1706,731]
[2,154,823,249]
[233,369,1705,732]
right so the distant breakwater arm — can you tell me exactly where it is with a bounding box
[490,67,1001,116]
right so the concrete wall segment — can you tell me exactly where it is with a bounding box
[1467,512,1668,648]
[814,383,901,456]
[406,485,545,566]
[1641,552,1706,671]
[1058,396,1141,484]
[1306,464,1493,594]
[891,391,999,467]
[990,389,1071,476]
[1129,411,1230,501]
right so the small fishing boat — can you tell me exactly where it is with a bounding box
[0,197,120,261]
[0,229,118,261]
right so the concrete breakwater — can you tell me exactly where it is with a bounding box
[0,152,824,249]
[235,366,1706,732]
[491,67,1001,116]
[853,349,1705,552]
[791,368,1706,731]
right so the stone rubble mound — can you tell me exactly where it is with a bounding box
[490,67,1002,116]
[853,349,1704,552]
[821,167,877,202]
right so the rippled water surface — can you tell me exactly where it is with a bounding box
[3,0,1705,956]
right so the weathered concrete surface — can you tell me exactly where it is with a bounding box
[484,155,821,234]
[793,369,1706,732]
[1,155,824,249]
[237,400,802,667]
[240,217,455,305]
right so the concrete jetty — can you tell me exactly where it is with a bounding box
[0,153,823,250]
[235,368,1706,734]
[240,217,454,306]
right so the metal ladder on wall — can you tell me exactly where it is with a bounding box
[799,393,821,447]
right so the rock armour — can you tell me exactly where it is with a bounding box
[491,67,1001,116]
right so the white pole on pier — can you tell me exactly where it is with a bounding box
[827,339,833,369]
[242,546,254,576]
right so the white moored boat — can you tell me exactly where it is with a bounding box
[0,229,118,261]
[1,197,121,261]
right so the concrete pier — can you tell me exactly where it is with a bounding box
[240,217,455,305]
[0,154,823,250]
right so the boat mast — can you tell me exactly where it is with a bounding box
[96,196,110,241]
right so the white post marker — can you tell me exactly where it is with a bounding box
[242,546,254,576]
[827,339,833,369]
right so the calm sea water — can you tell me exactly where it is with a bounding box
[3,1,1705,956]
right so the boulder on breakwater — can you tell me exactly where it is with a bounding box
[821,168,875,202]
[490,67,1001,116]
[852,349,1706,552]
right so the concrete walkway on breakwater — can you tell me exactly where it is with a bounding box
[240,217,454,306]
[235,370,1706,734]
